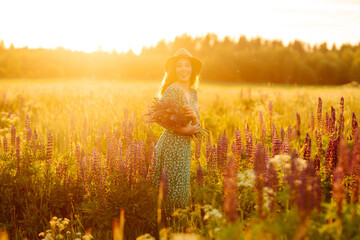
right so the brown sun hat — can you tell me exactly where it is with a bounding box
[165,48,202,74]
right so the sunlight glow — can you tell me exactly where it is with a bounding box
[1,0,359,54]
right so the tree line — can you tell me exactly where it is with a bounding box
[0,33,359,85]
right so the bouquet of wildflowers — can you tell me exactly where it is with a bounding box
[145,98,209,141]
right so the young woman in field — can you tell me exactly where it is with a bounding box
[152,48,202,213]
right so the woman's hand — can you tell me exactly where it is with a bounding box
[175,121,201,136]
[182,105,198,124]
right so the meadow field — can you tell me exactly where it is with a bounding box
[1,79,360,239]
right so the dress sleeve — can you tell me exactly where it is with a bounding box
[157,84,180,132]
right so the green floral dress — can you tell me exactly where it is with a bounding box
[152,82,200,211]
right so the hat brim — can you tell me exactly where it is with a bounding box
[165,56,202,74]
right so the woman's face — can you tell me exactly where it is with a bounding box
[176,58,192,83]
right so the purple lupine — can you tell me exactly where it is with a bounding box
[262,125,266,145]
[315,130,323,156]
[11,125,16,152]
[246,132,253,162]
[222,131,229,166]
[286,150,301,205]
[330,106,336,134]
[269,101,273,139]
[107,140,115,175]
[272,133,281,157]
[234,128,242,157]
[317,97,322,131]
[46,133,53,168]
[259,111,264,136]
[324,137,339,179]
[139,140,147,178]
[303,133,311,162]
[15,136,21,169]
[281,138,290,155]
[146,142,156,182]
[338,138,352,175]
[3,137,8,153]
[266,161,278,211]
[272,124,277,142]
[352,113,358,138]
[298,161,322,220]
[195,140,201,162]
[325,112,330,134]
[313,154,320,172]
[197,162,204,187]
[280,126,285,143]
[332,164,345,217]
[296,113,301,139]
[254,143,266,218]
[223,156,238,223]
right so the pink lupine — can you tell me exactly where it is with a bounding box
[46,133,53,168]
[303,133,311,162]
[254,143,266,218]
[272,133,281,157]
[352,113,358,138]
[317,97,322,131]
[224,156,239,223]
[3,137,8,153]
[197,162,204,187]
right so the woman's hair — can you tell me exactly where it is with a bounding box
[159,60,200,97]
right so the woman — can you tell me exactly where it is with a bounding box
[152,48,202,212]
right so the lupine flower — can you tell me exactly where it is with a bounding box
[69,114,75,155]
[332,164,345,217]
[261,125,266,145]
[254,143,266,218]
[196,162,204,187]
[315,130,323,155]
[272,133,281,157]
[317,97,322,131]
[330,106,336,134]
[259,111,264,136]
[280,126,285,143]
[195,139,201,162]
[11,125,16,152]
[15,136,21,169]
[146,143,156,182]
[313,154,320,172]
[269,101,273,138]
[46,133,53,168]
[324,137,339,179]
[3,137,8,153]
[246,132,253,161]
[303,133,311,162]
[325,112,329,134]
[223,156,238,223]
[352,113,358,138]
[298,161,322,220]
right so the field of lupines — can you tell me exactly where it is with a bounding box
[1,79,360,240]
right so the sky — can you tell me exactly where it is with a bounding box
[1,0,360,54]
